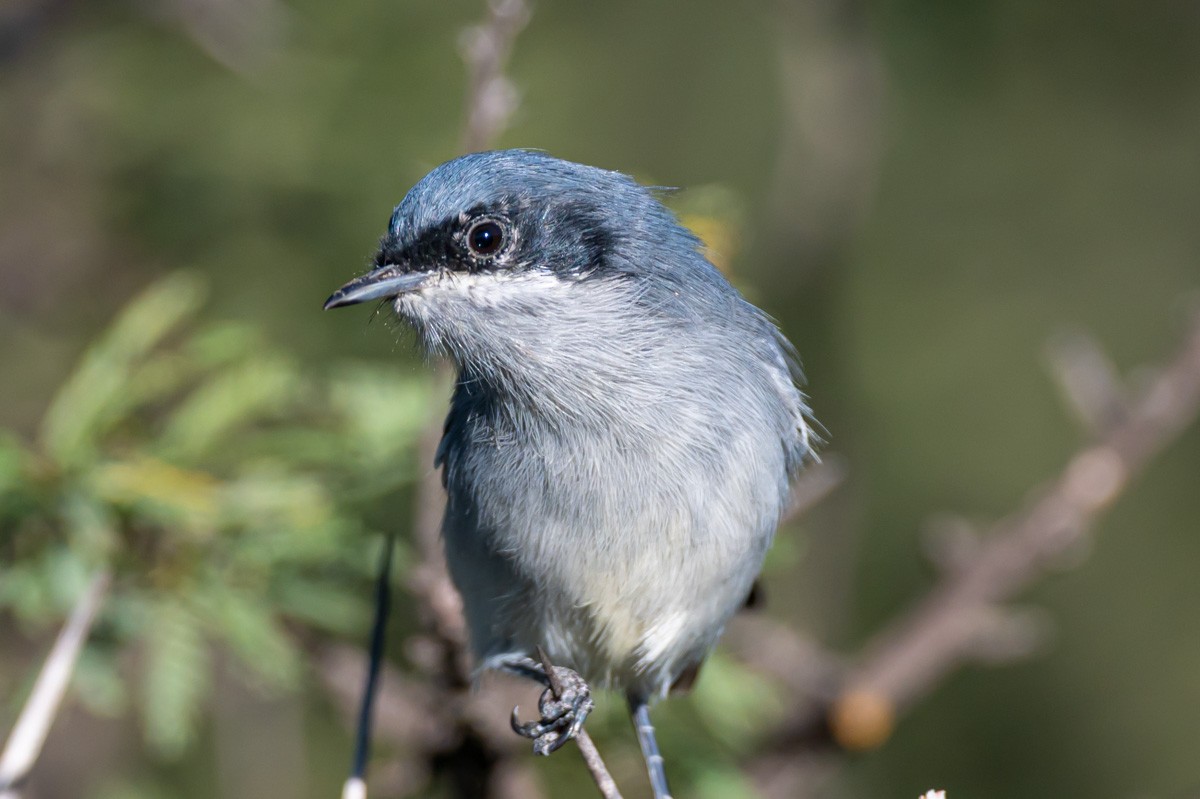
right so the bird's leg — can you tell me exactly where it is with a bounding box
[504,648,594,755]
[629,697,673,799]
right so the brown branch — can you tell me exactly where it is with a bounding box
[535,648,623,799]
[851,312,1200,707]
[748,311,1200,796]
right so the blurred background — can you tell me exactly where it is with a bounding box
[2,1,1199,798]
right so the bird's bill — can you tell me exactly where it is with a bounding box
[323,267,430,310]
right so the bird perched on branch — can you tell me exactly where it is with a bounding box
[325,150,815,799]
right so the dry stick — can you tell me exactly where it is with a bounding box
[458,0,531,155]
[854,313,1200,708]
[572,731,624,799]
[782,453,847,524]
[535,648,623,799]
[751,312,1200,795]
[0,570,111,799]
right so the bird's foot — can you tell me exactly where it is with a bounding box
[508,658,594,755]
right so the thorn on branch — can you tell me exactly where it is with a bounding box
[960,605,1053,664]
[782,453,847,523]
[920,514,982,575]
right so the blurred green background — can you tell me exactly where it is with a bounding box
[2,1,1199,797]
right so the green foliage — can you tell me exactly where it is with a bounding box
[142,598,211,757]
[0,273,431,759]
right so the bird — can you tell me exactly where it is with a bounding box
[325,149,815,799]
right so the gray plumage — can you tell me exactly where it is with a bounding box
[326,149,814,781]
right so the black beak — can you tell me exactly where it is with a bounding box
[323,266,431,310]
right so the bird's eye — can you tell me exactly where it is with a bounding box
[467,219,505,257]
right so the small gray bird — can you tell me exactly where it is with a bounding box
[326,150,814,798]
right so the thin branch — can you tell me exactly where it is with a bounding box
[458,0,531,154]
[0,569,110,798]
[573,731,623,799]
[850,312,1200,709]
[782,453,847,524]
[1044,329,1129,435]
[535,648,623,799]
[749,312,1200,796]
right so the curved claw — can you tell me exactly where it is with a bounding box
[508,679,594,756]
[510,705,559,739]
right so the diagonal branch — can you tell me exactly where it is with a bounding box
[848,312,1200,710]
[0,570,111,798]
[749,311,1200,796]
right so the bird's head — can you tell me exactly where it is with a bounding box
[325,150,722,370]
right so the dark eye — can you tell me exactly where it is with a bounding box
[467,219,505,257]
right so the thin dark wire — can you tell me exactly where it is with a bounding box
[350,534,395,781]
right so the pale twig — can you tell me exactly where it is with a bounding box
[458,0,530,154]
[573,731,624,799]
[0,569,110,798]
[848,313,1200,709]
[535,648,623,799]
[782,453,847,523]
[749,313,1200,797]
[1045,329,1129,435]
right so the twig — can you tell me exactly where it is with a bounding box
[341,536,395,799]
[573,731,623,799]
[458,0,531,154]
[0,569,111,798]
[1045,329,1129,435]
[749,312,1200,796]
[534,648,622,799]
[782,453,847,523]
[407,0,534,662]
[850,312,1200,709]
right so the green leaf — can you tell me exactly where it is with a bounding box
[0,432,28,496]
[330,365,433,465]
[74,645,129,717]
[0,564,52,623]
[693,766,762,799]
[62,490,118,565]
[89,456,220,534]
[185,321,263,367]
[41,272,208,467]
[142,599,210,757]
[274,577,368,635]
[690,652,782,748]
[216,470,334,543]
[156,356,301,463]
[204,587,301,690]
